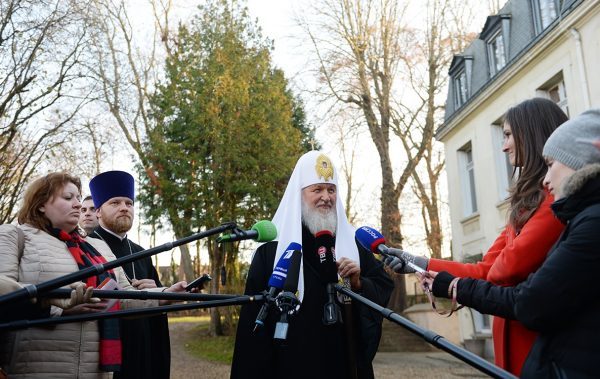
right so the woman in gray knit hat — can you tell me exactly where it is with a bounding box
[421,108,600,378]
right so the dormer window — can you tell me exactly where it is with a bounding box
[532,0,559,33]
[480,14,511,77]
[449,55,473,109]
[454,69,467,108]
[488,31,506,73]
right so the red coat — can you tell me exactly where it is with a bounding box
[428,192,564,376]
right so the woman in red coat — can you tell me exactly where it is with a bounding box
[384,98,567,376]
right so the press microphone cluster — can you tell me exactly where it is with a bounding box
[217,220,277,243]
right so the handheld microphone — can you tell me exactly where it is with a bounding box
[254,242,301,332]
[217,220,277,243]
[356,226,419,273]
[355,226,390,256]
[314,230,341,325]
[274,247,302,341]
[357,226,426,274]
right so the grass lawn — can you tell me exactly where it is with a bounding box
[169,316,235,364]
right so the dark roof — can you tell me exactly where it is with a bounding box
[440,0,583,131]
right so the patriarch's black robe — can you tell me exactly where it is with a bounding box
[231,226,394,379]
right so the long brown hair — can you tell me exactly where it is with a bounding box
[503,98,568,230]
[17,172,82,232]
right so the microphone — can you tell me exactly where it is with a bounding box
[355,226,390,256]
[314,230,341,325]
[314,230,338,283]
[217,220,277,243]
[254,242,301,332]
[355,226,424,273]
[274,247,302,341]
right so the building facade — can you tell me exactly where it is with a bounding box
[436,0,600,357]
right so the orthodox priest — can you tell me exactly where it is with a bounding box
[231,151,394,379]
[89,171,170,379]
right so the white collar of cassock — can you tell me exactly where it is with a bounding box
[267,150,359,303]
[99,225,128,242]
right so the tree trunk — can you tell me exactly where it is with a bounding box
[208,239,224,336]
[166,208,196,282]
[425,195,443,259]
[177,244,195,282]
[380,157,407,312]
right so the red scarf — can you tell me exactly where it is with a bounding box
[53,229,122,372]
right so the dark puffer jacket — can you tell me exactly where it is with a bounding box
[436,163,600,378]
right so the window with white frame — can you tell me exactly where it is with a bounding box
[480,15,510,77]
[547,81,568,115]
[492,122,513,201]
[449,55,473,110]
[487,31,506,75]
[458,143,478,216]
[532,0,559,34]
[537,72,569,116]
[454,69,468,108]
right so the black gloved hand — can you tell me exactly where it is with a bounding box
[431,271,456,299]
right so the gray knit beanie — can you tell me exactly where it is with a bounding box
[543,108,600,170]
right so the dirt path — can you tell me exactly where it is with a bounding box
[169,321,488,378]
[169,322,230,379]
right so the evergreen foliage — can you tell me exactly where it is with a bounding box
[136,0,311,333]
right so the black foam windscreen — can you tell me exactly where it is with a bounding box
[282,250,302,292]
[314,230,338,283]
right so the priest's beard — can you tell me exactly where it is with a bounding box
[301,200,337,235]
[102,214,133,235]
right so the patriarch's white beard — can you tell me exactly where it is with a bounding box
[301,200,337,235]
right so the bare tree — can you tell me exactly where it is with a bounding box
[329,109,364,224]
[83,0,197,282]
[0,0,92,222]
[299,0,480,309]
[298,0,425,310]
[487,0,506,14]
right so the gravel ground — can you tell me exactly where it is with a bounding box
[169,321,490,378]
[169,322,230,379]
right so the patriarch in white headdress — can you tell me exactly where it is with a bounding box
[269,150,359,302]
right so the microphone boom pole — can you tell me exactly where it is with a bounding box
[42,288,245,302]
[0,294,264,331]
[0,222,238,308]
[334,284,516,379]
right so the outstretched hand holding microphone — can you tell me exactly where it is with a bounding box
[355,226,429,274]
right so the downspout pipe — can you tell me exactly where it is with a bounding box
[570,28,591,109]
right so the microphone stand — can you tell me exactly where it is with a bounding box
[0,294,264,331]
[0,222,237,308]
[339,280,358,379]
[273,291,299,341]
[322,283,341,325]
[334,284,516,379]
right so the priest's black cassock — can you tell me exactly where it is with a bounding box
[231,226,394,379]
[90,227,170,379]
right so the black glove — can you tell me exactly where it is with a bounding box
[383,248,429,273]
[431,271,456,299]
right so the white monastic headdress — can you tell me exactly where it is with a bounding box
[270,150,359,302]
